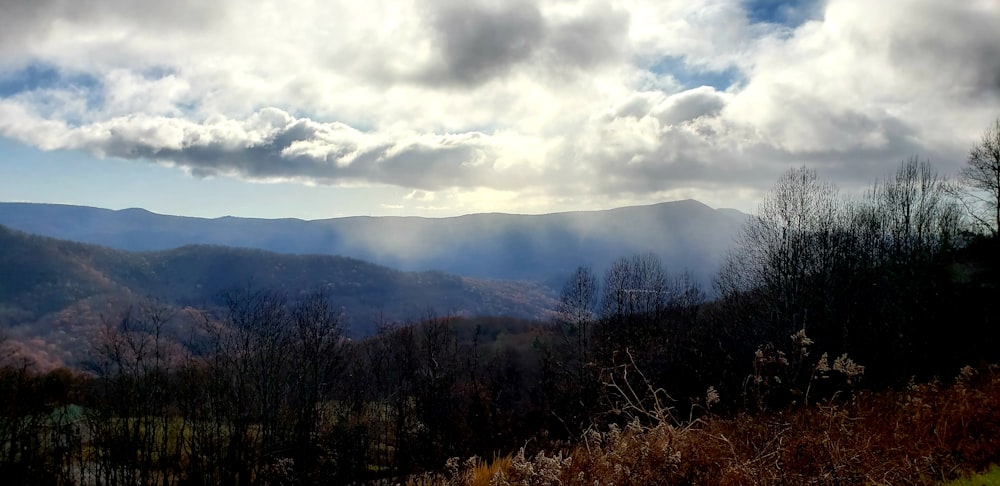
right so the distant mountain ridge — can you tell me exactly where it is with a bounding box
[0,200,747,287]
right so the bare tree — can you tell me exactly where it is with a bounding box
[412,313,461,465]
[723,166,843,337]
[601,253,668,323]
[870,157,962,264]
[859,158,965,379]
[597,253,673,389]
[366,320,419,477]
[958,116,1000,235]
[554,266,599,366]
[545,267,601,432]
[87,300,184,486]
[667,270,704,320]
[287,289,345,482]
[182,287,292,486]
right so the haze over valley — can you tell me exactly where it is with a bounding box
[0,199,746,284]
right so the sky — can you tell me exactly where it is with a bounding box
[0,0,998,220]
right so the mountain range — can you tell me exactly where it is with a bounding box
[0,199,747,368]
[0,199,747,287]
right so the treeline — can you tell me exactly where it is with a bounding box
[0,290,564,484]
[538,157,998,423]
[2,156,999,484]
[714,160,996,391]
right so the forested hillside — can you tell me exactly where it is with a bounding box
[0,227,554,366]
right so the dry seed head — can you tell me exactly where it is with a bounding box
[816,352,830,373]
[706,386,721,407]
[790,329,813,356]
[833,354,865,383]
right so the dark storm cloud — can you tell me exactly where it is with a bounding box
[423,0,547,86]
[545,4,629,71]
[419,0,628,86]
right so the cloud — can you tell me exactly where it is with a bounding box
[543,2,630,72]
[0,103,538,191]
[0,0,225,67]
[422,0,547,86]
[417,0,629,87]
[726,0,1000,159]
[0,0,998,214]
[651,87,728,126]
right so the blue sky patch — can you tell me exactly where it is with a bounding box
[743,0,821,28]
[650,56,743,91]
[0,63,101,98]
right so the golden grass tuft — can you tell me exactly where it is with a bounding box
[468,454,513,486]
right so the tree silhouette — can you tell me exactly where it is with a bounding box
[720,166,843,341]
[959,116,1000,235]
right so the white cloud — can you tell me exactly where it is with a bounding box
[0,0,997,214]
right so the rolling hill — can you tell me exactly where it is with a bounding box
[0,225,555,367]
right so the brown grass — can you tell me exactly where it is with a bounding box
[466,455,514,486]
[428,364,1000,485]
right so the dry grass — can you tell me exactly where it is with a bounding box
[427,364,1000,485]
[467,455,514,486]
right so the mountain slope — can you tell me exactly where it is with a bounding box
[0,225,555,367]
[0,200,746,285]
